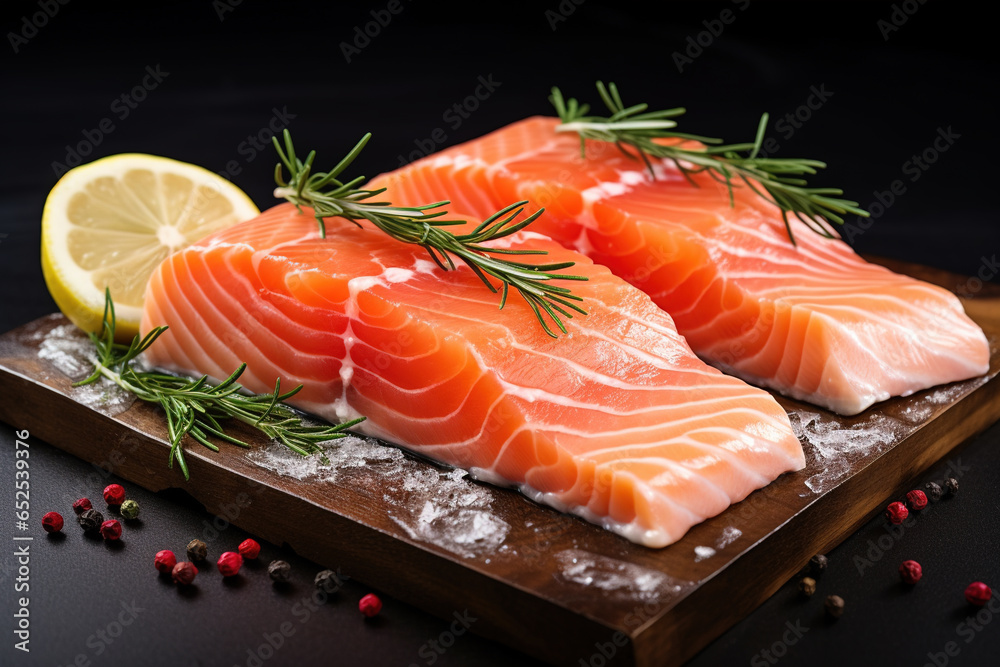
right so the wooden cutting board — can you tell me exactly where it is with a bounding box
[1,259,998,667]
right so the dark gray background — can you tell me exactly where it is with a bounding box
[1,1,998,665]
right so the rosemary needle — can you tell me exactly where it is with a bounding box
[271,130,588,337]
[74,289,363,480]
[550,81,869,245]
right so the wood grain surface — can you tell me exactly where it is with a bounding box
[1,260,997,667]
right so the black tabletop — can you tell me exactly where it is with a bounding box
[1,2,998,666]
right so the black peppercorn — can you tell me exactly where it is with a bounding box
[799,577,817,597]
[315,569,342,593]
[944,477,959,496]
[186,539,208,561]
[825,595,845,618]
[268,560,291,583]
[925,481,943,501]
[78,508,104,532]
[809,554,828,576]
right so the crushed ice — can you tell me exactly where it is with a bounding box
[895,381,984,424]
[693,545,716,562]
[790,410,904,495]
[248,435,405,483]
[388,467,510,558]
[790,375,990,495]
[714,526,742,550]
[37,324,135,416]
[555,549,691,601]
[38,324,97,380]
[248,436,509,559]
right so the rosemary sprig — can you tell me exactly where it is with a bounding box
[550,81,869,245]
[74,289,364,480]
[271,130,587,337]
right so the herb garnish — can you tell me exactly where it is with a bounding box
[271,130,588,337]
[550,81,869,245]
[74,290,363,479]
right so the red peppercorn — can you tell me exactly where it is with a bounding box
[965,582,992,606]
[238,538,261,560]
[72,498,93,515]
[172,561,198,585]
[41,511,63,533]
[100,519,122,541]
[899,560,922,584]
[885,501,909,525]
[906,490,928,511]
[103,484,126,505]
[154,550,177,574]
[218,552,243,577]
[359,593,382,618]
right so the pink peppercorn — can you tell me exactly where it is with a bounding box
[72,498,93,515]
[172,561,198,585]
[359,593,382,618]
[885,501,909,525]
[218,552,243,577]
[100,519,122,541]
[965,582,992,606]
[899,560,922,584]
[238,538,261,560]
[155,550,177,574]
[42,512,62,533]
[42,511,64,533]
[103,484,126,505]
[906,490,928,511]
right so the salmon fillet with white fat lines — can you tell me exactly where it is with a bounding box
[140,203,805,547]
[370,117,990,415]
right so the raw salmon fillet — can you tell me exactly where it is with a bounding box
[370,117,990,415]
[140,203,804,547]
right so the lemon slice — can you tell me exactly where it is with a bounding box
[42,153,260,340]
